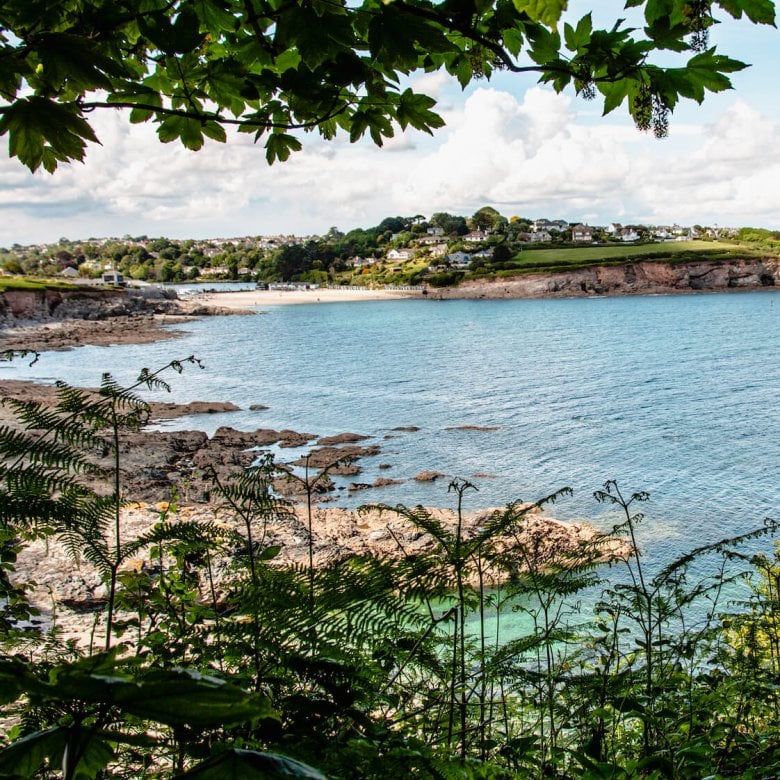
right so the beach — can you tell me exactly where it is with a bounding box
[192,286,418,309]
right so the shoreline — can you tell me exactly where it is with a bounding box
[191,286,418,309]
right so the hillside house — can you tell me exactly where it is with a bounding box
[446,251,472,267]
[572,224,594,243]
[529,230,552,243]
[464,230,490,243]
[417,234,444,246]
[101,270,125,285]
[651,226,672,240]
[387,248,414,261]
[618,228,640,242]
[533,219,568,233]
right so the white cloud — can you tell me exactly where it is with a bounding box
[1,88,779,245]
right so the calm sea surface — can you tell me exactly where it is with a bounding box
[5,290,780,572]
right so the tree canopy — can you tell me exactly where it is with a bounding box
[0,0,775,173]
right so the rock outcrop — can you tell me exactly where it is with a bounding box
[0,286,252,351]
[431,257,780,300]
[0,286,179,324]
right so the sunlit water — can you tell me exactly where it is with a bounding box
[5,289,780,584]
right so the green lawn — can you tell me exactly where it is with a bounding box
[515,240,740,265]
[497,240,762,276]
[0,276,99,293]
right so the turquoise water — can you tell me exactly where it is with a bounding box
[5,290,780,571]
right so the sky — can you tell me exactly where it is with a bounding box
[1,4,779,246]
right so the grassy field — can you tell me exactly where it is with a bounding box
[0,276,103,293]
[514,240,742,266]
[492,240,763,276]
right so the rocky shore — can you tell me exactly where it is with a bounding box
[428,257,780,300]
[0,285,251,352]
[1,281,633,647]
[3,380,627,644]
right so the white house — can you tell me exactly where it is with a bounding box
[101,270,125,285]
[463,230,490,243]
[618,228,640,242]
[651,226,672,240]
[386,248,414,261]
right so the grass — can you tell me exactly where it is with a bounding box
[512,240,744,267]
[0,276,111,293]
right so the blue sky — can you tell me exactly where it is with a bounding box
[1,4,778,246]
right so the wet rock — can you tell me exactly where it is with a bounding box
[414,470,446,482]
[445,425,500,431]
[293,444,381,469]
[316,433,369,445]
[149,400,241,419]
[373,477,403,487]
[278,430,317,448]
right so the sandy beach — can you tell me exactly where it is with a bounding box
[192,286,418,309]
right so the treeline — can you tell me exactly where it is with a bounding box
[0,209,523,285]
[2,359,780,778]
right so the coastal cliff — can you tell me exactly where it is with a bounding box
[0,286,250,351]
[432,257,780,299]
[0,286,181,324]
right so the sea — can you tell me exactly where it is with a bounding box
[4,288,780,582]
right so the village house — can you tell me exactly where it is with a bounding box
[618,228,640,242]
[571,224,594,243]
[426,226,445,236]
[349,257,375,268]
[446,251,472,267]
[386,248,414,261]
[199,266,230,277]
[651,226,673,240]
[529,230,552,243]
[101,269,125,285]
[416,234,445,246]
[463,229,490,243]
[533,218,568,233]
[430,244,448,258]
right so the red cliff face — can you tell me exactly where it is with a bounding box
[432,258,780,299]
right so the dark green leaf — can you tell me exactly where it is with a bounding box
[178,749,327,779]
[0,728,67,777]
[396,89,445,133]
[265,133,302,163]
[718,0,776,24]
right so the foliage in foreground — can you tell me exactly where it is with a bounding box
[0,1,775,171]
[1,360,780,778]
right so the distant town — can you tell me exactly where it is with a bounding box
[1,209,771,289]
